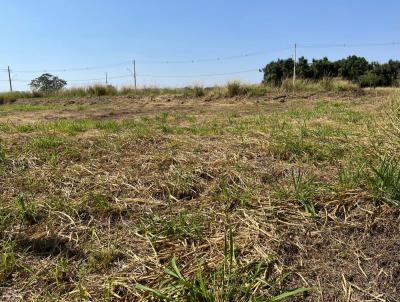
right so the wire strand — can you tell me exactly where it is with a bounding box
[298,42,400,49]
[138,69,260,78]
[2,41,399,87]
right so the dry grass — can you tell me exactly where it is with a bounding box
[0,79,360,104]
[0,90,399,301]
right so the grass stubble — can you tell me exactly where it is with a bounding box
[0,88,399,301]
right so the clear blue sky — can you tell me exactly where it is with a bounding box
[1,0,399,91]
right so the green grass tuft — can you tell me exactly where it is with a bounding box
[369,156,400,206]
[136,229,310,301]
[31,135,64,149]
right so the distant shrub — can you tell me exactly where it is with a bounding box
[120,86,136,95]
[359,71,381,88]
[183,86,205,98]
[87,85,117,96]
[59,87,87,98]
[193,86,205,97]
[226,81,248,97]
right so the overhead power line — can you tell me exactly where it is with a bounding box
[10,61,132,74]
[137,47,292,64]
[7,47,291,73]
[138,69,260,78]
[3,41,399,74]
[7,69,261,84]
[298,42,400,49]
[1,41,399,90]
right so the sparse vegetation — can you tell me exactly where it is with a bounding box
[0,78,362,104]
[369,156,400,206]
[137,230,309,301]
[0,88,399,301]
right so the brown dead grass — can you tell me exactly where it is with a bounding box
[0,90,399,301]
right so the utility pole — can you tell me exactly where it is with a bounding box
[7,66,12,92]
[106,72,108,85]
[133,60,137,90]
[293,43,297,86]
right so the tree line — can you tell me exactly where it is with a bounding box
[262,55,400,87]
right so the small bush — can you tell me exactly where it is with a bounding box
[181,86,206,98]
[120,86,136,95]
[359,71,381,88]
[193,85,205,97]
[87,85,117,97]
[58,87,87,98]
[226,81,248,97]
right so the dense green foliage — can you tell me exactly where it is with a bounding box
[263,55,400,87]
[30,73,67,93]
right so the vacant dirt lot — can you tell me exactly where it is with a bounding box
[0,91,399,301]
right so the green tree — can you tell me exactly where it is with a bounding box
[359,70,381,88]
[338,56,369,82]
[311,57,338,79]
[262,58,294,85]
[381,60,400,86]
[30,73,67,93]
[262,56,399,87]
[297,56,312,78]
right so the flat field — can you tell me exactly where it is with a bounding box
[0,90,399,301]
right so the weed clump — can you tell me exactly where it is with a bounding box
[0,144,5,164]
[163,211,203,241]
[137,229,309,301]
[213,174,252,210]
[16,193,39,224]
[87,85,117,97]
[31,135,64,149]
[0,240,17,283]
[226,81,248,97]
[369,156,400,207]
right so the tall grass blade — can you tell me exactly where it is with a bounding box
[261,287,310,302]
[135,284,172,301]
